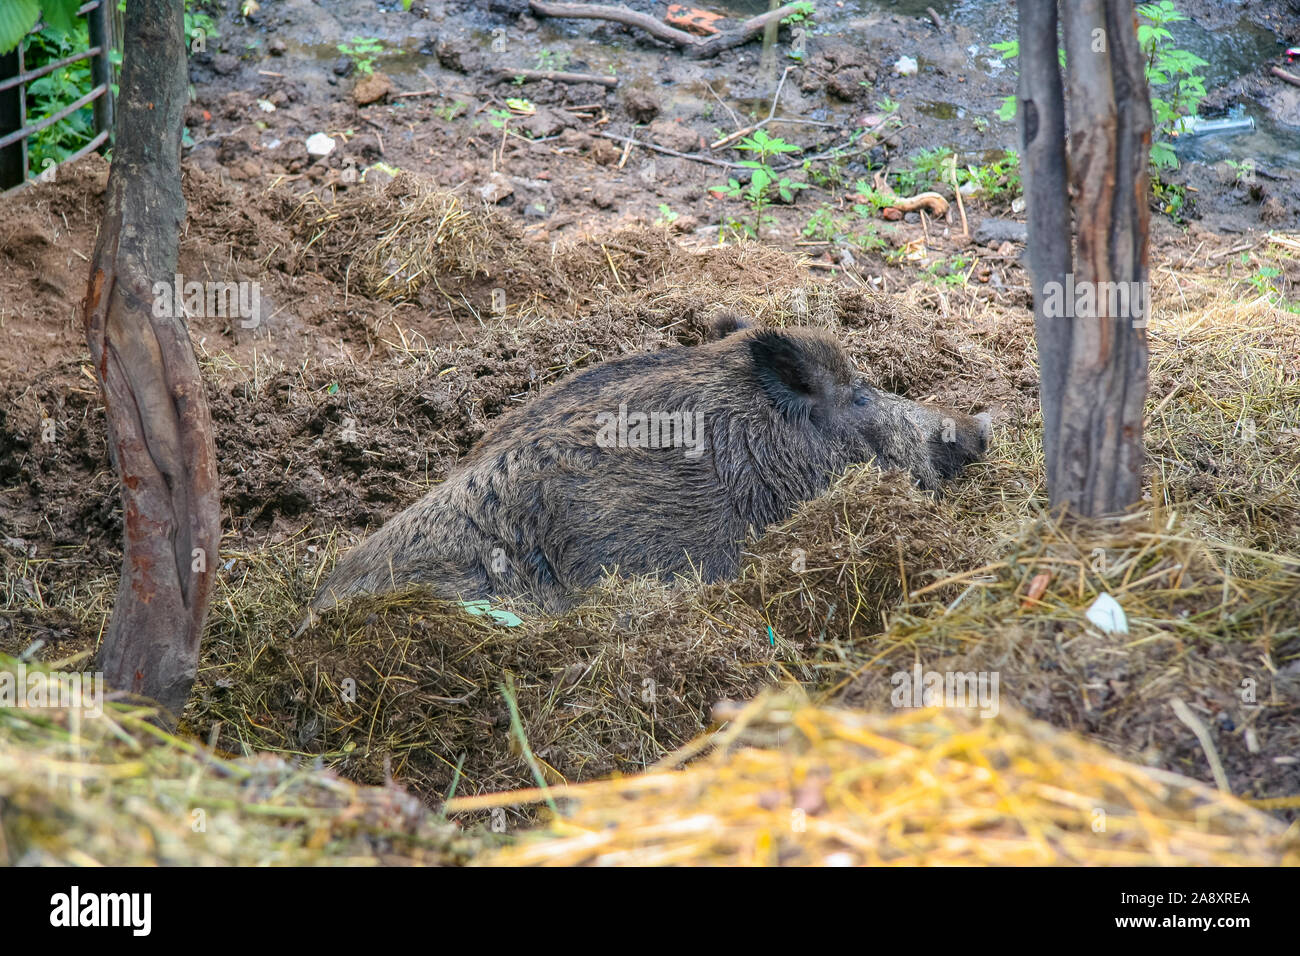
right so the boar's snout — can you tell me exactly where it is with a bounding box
[845,379,991,490]
[928,409,991,482]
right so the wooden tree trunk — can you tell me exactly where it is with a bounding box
[83,0,219,719]
[1018,0,1152,517]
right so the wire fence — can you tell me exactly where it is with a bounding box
[0,0,115,194]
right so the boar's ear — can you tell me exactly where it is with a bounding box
[704,311,754,342]
[747,329,828,422]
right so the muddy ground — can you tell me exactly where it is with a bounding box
[2,1,1299,828]
[179,0,1300,237]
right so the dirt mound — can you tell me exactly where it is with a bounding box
[3,161,1296,846]
[192,464,968,812]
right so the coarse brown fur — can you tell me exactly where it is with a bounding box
[311,317,990,614]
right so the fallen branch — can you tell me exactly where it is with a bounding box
[1171,697,1231,794]
[870,170,950,216]
[595,130,743,168]
[528,1,809,58]
[948,152,969,239]
[1269,66,1300,89]
[710,65,792,149]
[494,68,619,88]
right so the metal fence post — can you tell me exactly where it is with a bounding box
[0,44,28,190]
[0,1,116,194]
[88,0,114,150]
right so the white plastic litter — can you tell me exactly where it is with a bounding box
[894,55,918,76]
[305,132,336,158]
[1086,592,1129,635]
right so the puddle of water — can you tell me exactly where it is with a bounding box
[916,100,963,120]
[1168,15,1281,90]
[280,39,431,78]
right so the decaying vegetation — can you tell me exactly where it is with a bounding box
[2,170,1298,864]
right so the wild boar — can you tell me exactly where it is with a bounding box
[310,317,989,615]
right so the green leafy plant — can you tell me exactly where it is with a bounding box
[654,203,679,228]
[337,36,384,77]
[0,0,78,54]
[22,21,94,177]
[780,1,815,25]
[1137,1,1207,170]
[1238,264,1300,312]
[802,204,886,252]
[988,40,1024,123]
[1223,158,1254,185]
[535,48,570,71]
[185,3,217,43]
[922,254,973,287]
[434,100,466,122]
[712,129,808,239]
[1151,179,1186,219]
[850,180,893,212]
[1246,266,1282,297]
[957,150,1022,202]
[895,146,954,193]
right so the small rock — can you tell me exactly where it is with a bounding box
[436,37,480,74]
[903,211,920,224]
[479,172,514,203]
[268,38,286,56]
[332,56,354,78]
[591,183,616,208]
[974,218,1027,244]
[881,206,903,221]
[305,132,336,159]
[894,55,918,76]
[648,119,702,153]
[624,88,661,124]
[352,72,394,106]
[212,53,240,76]
[589,138,622,166]
[521,107,572,139]
[1259,195,1287,224]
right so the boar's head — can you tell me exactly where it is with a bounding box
[744,327,991,492]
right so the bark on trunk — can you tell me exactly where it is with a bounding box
[83,0,219,720]
[1019,0,1152,517]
